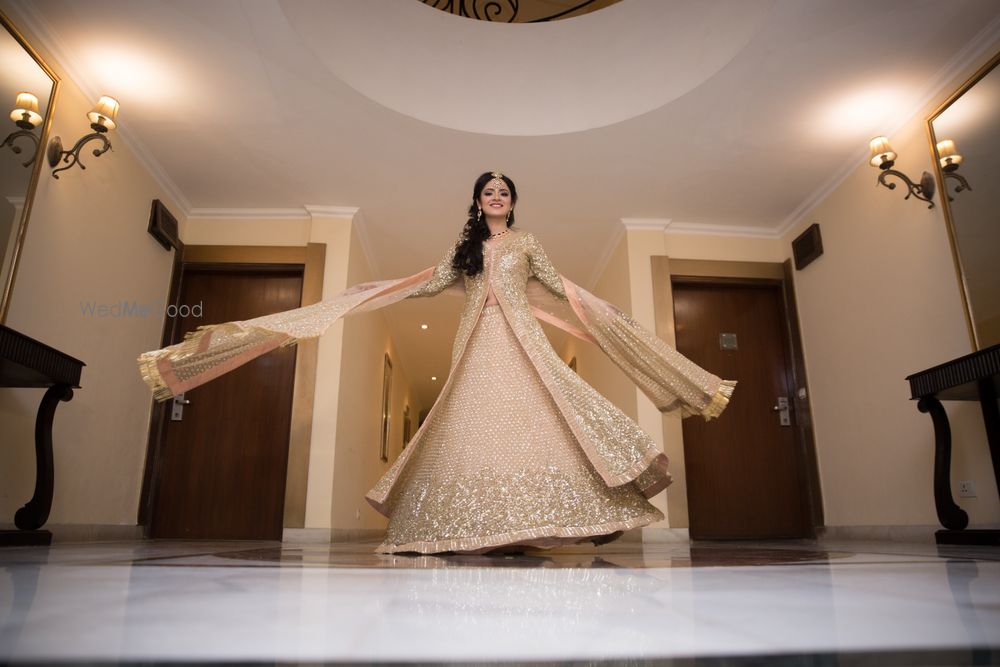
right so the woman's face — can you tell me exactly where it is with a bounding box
[478,180,513,219]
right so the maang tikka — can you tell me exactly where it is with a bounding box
[487,171,506,192]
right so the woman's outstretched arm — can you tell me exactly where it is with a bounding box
[408,242,460,298]
[525,232,567,299]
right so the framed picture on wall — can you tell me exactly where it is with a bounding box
[792,223,823,270]
[379,353,392,462]
[147,199,180,251]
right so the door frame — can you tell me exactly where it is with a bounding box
[138,244,326,536]
[651,257,824,533]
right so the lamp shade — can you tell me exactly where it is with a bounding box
[87,95,120,130]
[869,136,897,168]
[936,139,963,170]
[10,92,42,127]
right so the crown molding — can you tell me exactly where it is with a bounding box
[621,217,777,239]
[303,205,360,218]
[775,13,1000,240]
[621,218,671,231]
[6,0,192,216]
[186,207,311,220]
[664,221,780,239]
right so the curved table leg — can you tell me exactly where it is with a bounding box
[918,395,968,531]
[14,384,74,531]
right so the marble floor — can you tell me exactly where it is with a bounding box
[0,535,998,666]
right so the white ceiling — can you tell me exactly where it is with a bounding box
[6,0,1000,406]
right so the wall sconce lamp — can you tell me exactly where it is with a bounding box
[2,92,42,167]
[868,136,935,208]
[935,139,972,202]
[47,95,119,179]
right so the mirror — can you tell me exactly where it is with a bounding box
[0,10,58,323]
[929,50,1000,350]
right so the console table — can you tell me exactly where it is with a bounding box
[906,343,1000,545]
[0,324,84,546]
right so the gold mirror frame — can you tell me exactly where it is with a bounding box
[0,9,59,323]
[926,49,1000,351]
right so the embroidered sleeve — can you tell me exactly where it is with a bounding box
[407,241,460,298]
[527,233,567,300]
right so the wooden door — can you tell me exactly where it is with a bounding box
[673,280,812,539]
[149,267,302,540]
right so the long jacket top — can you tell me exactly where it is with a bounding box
[138,228,734,512]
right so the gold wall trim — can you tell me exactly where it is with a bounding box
[926,48,1000,351]
[0,9,61,323]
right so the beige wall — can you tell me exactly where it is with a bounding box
[0,23,181,526]
[330,224,420,532]
[181,216,311,247]
[781,47,1000,528]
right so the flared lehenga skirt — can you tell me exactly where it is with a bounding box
[376,303,664,554]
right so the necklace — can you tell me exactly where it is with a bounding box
[489,228,510,240]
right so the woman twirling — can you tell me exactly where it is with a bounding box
[138,171,735,554]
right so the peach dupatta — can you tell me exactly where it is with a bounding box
[138,266,733,421]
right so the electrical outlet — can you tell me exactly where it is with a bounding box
[957,480,977,498]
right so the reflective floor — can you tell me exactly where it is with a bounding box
[1,535,998,665]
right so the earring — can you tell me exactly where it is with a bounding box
[506,210,512,223]
[477,207,482,222]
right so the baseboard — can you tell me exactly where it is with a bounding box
[641,527,690,543]
[817,525,941,543]
[331,528,384,543]
[0,523,144,543]
[640,525,989,544]
[282,528,331,543]
[282,527,385,543]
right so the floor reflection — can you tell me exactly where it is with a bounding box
[125,542,856,569]
[0,538,997,664]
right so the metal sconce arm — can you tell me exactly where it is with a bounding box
[876,167,936,209]
[47,126,112,179]
[1,128,39,167]
[942,171,972,202]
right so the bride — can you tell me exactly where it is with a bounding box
[139,171,735,554]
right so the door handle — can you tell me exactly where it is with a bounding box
[772,396,791,426]
[171,392,191,421]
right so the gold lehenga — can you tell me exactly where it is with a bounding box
[376,304,662,554]
[137,228,735,555]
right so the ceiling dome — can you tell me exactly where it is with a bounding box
[281,0,774,136]
[418,0,624,24]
